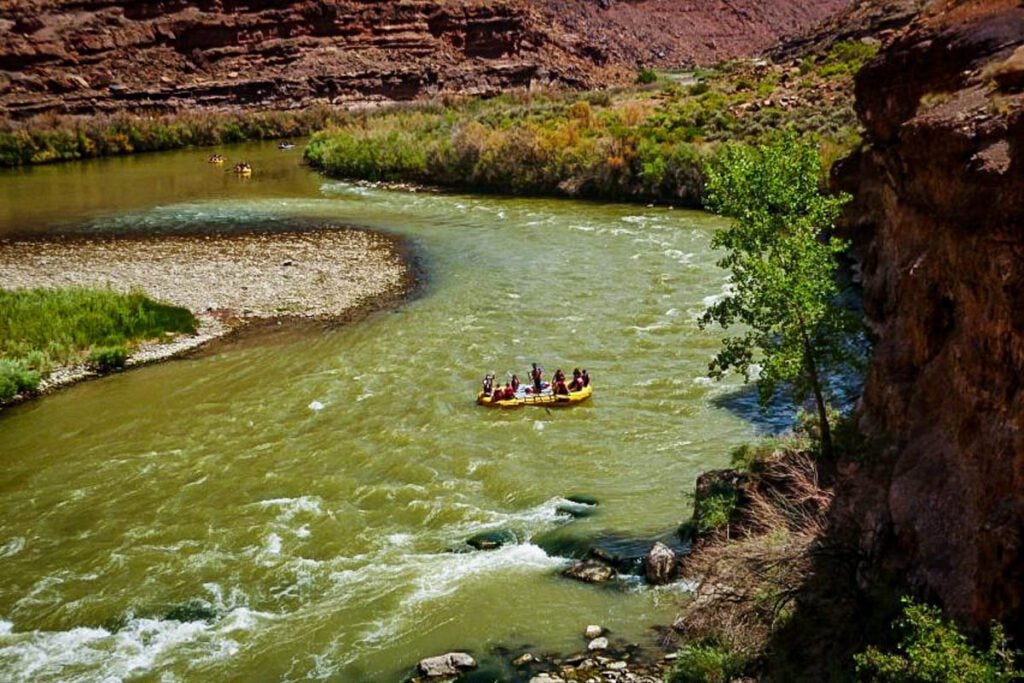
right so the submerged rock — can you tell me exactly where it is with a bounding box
[466,529,517,551]
[418,652,477,677]
[535,530,651,574]
[556,503,597,519]
[563,559,616,583]
[566,494,599,506]
[643,541,678,585]
[164,599,218,623]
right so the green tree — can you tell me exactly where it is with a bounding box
[699,134,853,458]
[855,598,1022,682]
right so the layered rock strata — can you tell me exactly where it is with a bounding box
[834,0,1024,637]
[0,0,851,118]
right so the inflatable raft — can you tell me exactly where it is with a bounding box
[477,384,592,408]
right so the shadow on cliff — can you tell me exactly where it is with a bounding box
[757,487,904,681]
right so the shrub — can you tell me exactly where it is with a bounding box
[636,68,659,85]
[668,644,745,683]
[855,598,1023,682]
[820,40,880,79]
[688,82,711,97]
[0,359,41,401]
[88,345,129,372]
[696,485,740,535]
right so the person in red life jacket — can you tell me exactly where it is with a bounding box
[568,368,583,391]
[581,369,590,388]
[552,368,569,395]
[511,374,521,394]
[530,363,544,394]
[501,383,515,400]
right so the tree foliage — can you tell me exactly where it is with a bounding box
[855,598,1022,682]
[699,133,855,456]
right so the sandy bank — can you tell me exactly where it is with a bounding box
[0,227,413,402]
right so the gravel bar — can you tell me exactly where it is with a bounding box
[0,227,413,402]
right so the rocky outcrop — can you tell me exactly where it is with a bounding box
[0,0,852,118]
[769,0,923,61]
[834,0,1024,638]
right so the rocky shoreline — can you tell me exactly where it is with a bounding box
[410,625,678,683]
[0,227,416,407]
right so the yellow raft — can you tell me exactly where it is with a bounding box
[477,384,592,408]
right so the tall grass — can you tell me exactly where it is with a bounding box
[0,287,197,400]
[0,106,346,167]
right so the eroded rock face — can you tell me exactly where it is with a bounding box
[0,0,852,118]
[834,0,1024,638]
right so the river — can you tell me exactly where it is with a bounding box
[0,140,788,681]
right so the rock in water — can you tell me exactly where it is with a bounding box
[584,624,603,639]
[643,541,677,585]
[417,652,477,677]
[466,529,517,550]
[566,494,599,506]
[512,652,535,666]
[587,636,609,651]
[563,559,616,583]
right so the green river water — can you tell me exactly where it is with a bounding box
[0,140,790,682]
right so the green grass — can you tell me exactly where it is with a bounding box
[668,643,746,683]
[0,287,197,399]
[0,106,344,167]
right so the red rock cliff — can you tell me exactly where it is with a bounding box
[835,0,1024,636]
[0,0,850,118]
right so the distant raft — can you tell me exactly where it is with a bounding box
[233,162,252,176]
[477,384,592,408]
[208,154,226,164]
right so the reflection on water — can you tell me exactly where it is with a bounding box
[0,140,836,681]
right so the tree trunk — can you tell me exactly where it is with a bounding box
[803,345,833,460]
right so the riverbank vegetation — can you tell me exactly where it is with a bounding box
[0,287,196,400]
[671,436,1023,682]
[305,41,875,204]
[856,598,1022,682]
[0,106,341,167]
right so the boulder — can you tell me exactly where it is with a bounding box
[587,636,608,651]
[466,529,517,550]
[417,652,477,678]
[643,541,677,585]
[562,559,615,583]
[512,652,535,666]
[584,624,603,639]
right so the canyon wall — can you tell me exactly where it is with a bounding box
[835,0,1024,636]
[0,0,850,118]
